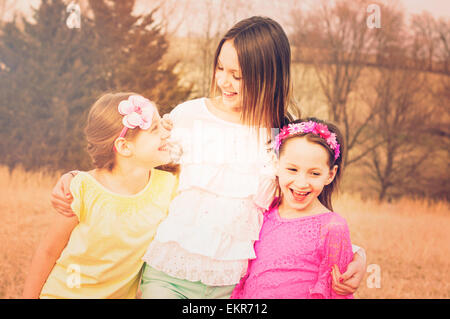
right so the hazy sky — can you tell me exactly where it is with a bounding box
[5,0,450,26]
[401,0,450,16]
[136,0,450,36]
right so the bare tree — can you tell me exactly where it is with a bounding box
[371,1,406,67]
[361,9,449,201]
[421,60,450,200]
[435,17,450,74]
[411,12,440,72]
[410,13,450,75]
[363,65,434,201]
[291,0,381,166]
[197,0,225,96]
[183,0,254,97]
[142,0,192,37]
[0,0,16,23]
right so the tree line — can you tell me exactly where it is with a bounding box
[0,0,448,202]
[289,0,449,201]
[0,0,191,171]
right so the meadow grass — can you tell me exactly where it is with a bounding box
[0,166,449,298]
[335,193,450,298]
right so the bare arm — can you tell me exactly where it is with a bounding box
[22,213,78,298]
[50,172,78,217]
[331,247,367,295]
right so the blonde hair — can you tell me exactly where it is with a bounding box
[85,92,141,171]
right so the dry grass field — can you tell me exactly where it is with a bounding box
[0,165,449,299]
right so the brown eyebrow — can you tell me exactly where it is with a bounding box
[285,161,300,167]
[217,59,239,73]
[286,162,323,170]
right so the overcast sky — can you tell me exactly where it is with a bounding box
[5,0,450,29]
[400,0,450,16]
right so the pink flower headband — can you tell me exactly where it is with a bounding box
[274,121,341,160]
[117,95,156,138]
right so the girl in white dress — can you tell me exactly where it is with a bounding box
[51,17,366,299]
[139,16,366,299]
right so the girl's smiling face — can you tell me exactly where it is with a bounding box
[130,111,171,169]
[215,40,242,110]
[277,137,338,215]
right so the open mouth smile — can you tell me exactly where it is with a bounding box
[290,188,311,202]
[223,91,237,98]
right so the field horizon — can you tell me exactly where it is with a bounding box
[1,165,449,299]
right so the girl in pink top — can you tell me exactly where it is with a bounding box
[231,118,354,299]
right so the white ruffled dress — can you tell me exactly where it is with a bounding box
[142,98,277,286]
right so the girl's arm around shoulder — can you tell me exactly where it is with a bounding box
[327,214,367,296]
[322,213,354,270]
[50,170,86,217]
[323,213,354,259]
[22,212,79,298]
[324,213,351,237]
[310,213,353,299]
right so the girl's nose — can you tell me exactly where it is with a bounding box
[293,175,310,188]
[217,73,231,88]
[161,126,170,140]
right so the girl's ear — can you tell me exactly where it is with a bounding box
[325,165,338,186]
[273,157,280,177]
[114,138,133,157]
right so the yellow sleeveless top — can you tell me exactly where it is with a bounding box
[40,169,178,299]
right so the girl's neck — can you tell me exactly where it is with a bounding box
[277,198,330,219]
[206,97,242,124]
[90,163,151,196]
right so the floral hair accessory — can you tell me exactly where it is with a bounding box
[274,121,341,160]
[117,95,156,138]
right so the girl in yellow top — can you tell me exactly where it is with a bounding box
[22,92,178,299]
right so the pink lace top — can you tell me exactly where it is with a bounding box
[231,205,354,299]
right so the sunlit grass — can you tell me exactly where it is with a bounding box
[1,166,449,298]
[335,193,450,298]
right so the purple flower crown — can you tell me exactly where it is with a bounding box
[274,121,341,160]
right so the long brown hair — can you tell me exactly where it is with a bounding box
[277,118,345,211]
[210,16,294,134]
